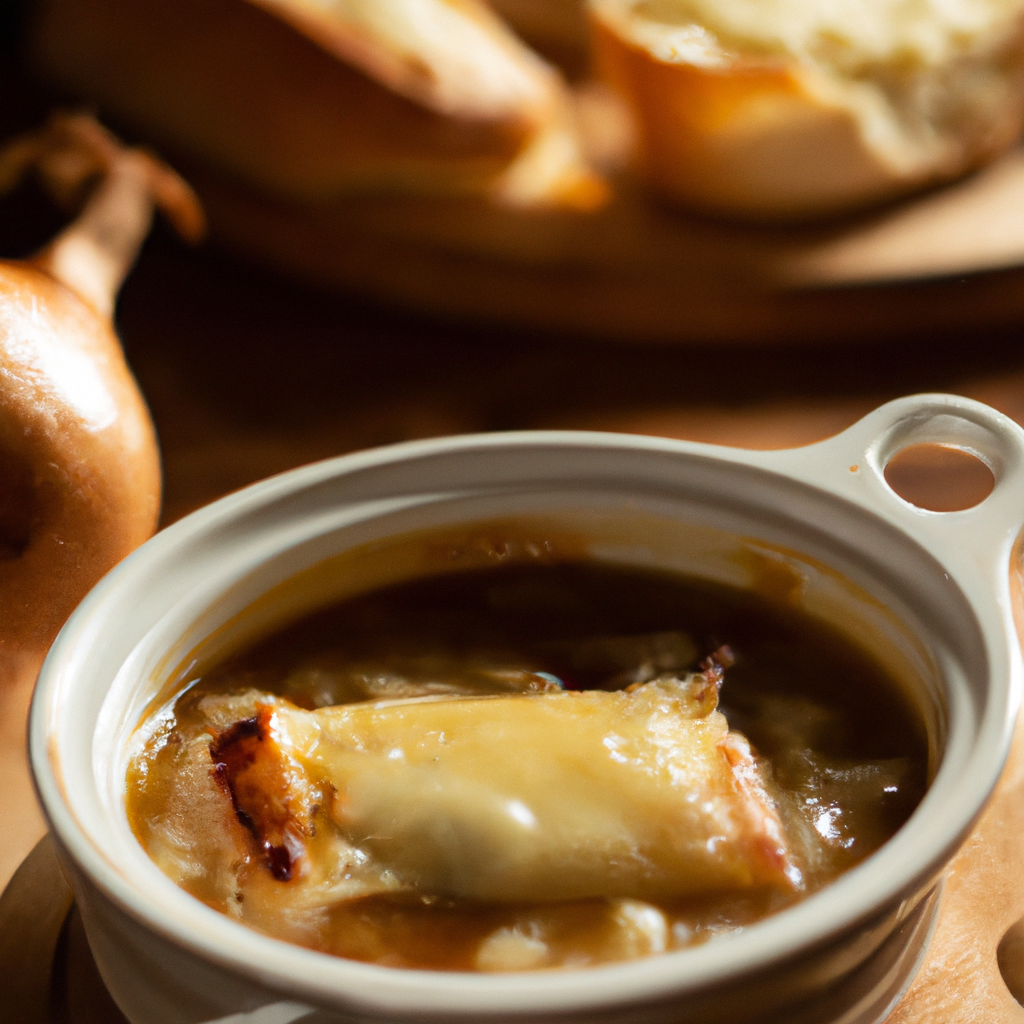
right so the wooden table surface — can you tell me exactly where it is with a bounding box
[4,49,1024,1022]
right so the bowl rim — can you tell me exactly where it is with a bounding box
[29,401,1024,1016]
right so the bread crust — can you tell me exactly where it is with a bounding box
[26,0,603,209]
[590,3,1024,221]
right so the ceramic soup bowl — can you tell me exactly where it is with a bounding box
[30,394,1024,1024]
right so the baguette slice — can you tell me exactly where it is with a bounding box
[26,0,605,209]
[590,0,1024,221]
[210,676,798,903]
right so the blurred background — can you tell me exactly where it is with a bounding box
[5,0,1024,529]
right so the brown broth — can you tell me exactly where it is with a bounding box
[127,559,928,972]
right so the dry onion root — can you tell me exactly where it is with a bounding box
[0,112,202,883]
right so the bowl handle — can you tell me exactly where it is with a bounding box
[762,393,1024,584]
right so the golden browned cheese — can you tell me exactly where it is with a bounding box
[211,678,796,901]
[128,557,928,972]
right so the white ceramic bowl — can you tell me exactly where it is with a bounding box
[30,394,1024,1024]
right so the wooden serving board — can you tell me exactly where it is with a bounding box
[5,710,1024,1024]
[191,142,1024,346]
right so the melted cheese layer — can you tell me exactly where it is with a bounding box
[268,677,797,902]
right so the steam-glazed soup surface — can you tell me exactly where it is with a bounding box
[127,531,928,972]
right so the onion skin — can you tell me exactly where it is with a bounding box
[0,114,202,680]
[0,114,202,886]
[0,261,160,676]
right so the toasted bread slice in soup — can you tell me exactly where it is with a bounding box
[590,0,1024,221]
[26,0,604,209]
[203,675,797,905]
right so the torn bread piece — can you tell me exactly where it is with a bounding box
[589,0,1024,220]
[210,672,799,903]
[27,0,605,209]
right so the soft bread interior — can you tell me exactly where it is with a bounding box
[589,0,1024,219]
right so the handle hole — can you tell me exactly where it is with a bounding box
[883,443,994,512]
